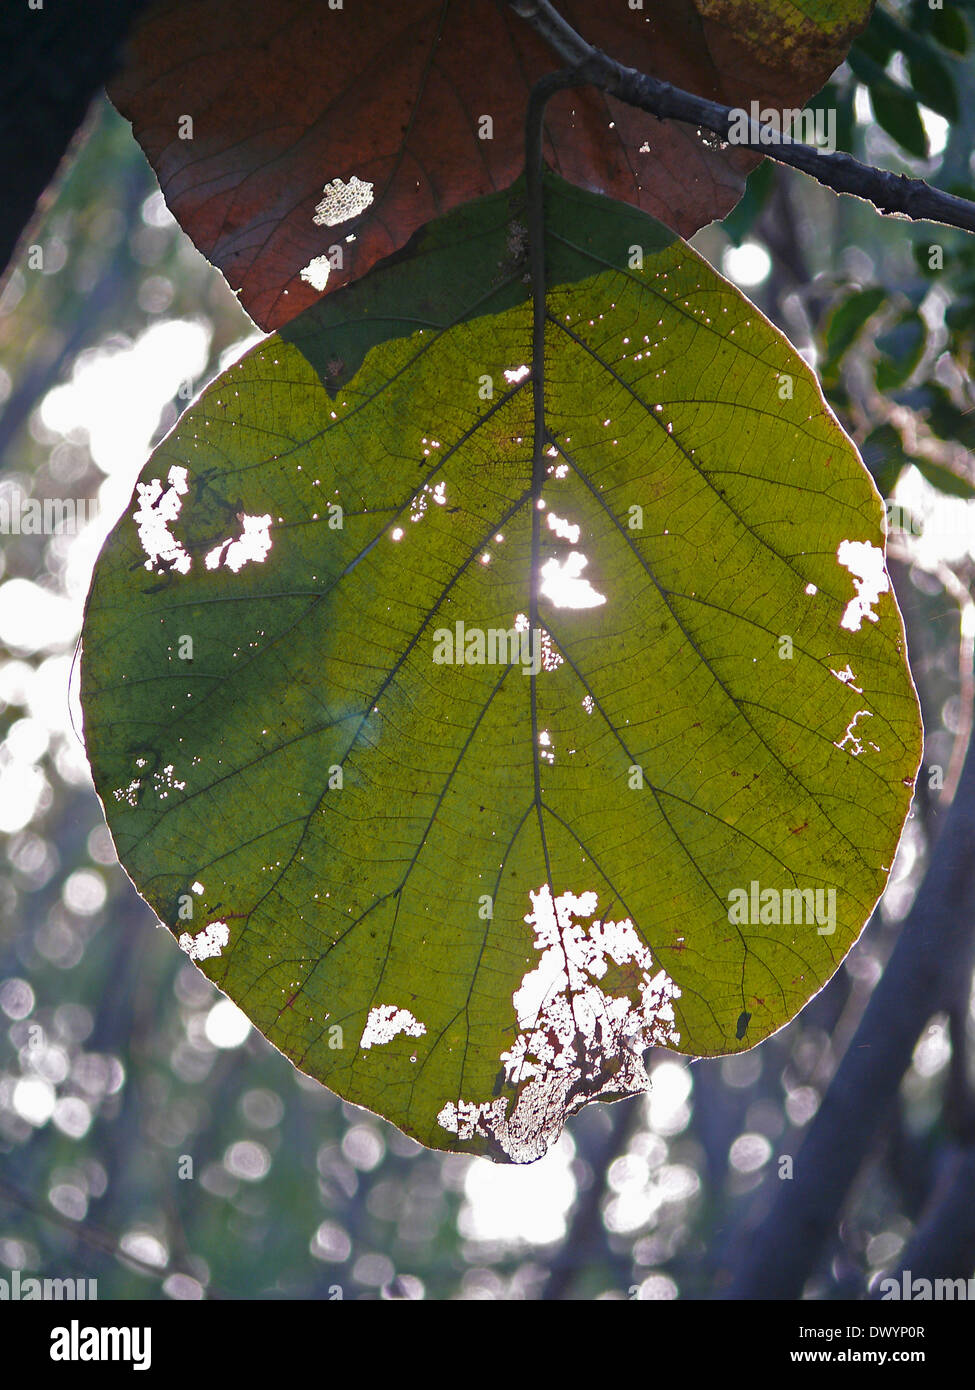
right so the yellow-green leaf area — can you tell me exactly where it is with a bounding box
[81,174,920,1163]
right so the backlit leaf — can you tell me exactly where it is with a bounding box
[81,174,921,1162]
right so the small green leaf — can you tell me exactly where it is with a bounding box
[875,310,926,390]
[906,53,959,122]
[824,286,887,376]
[914,382,972,441]
[869,83,929,159]
[817,80,856,159]
[721,161,776,246]
[860,422,906,498]
[911,456,975,500]
[82,175,921,1162]
[852,18,894,65]
[924,3,969,54]
[871,8,961,116]
[862,419,975,502]
[945,298,975,333]
[848,50,929,158]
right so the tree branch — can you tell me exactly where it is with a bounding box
[540,1098,642,1299]
[722,718,975,1298]
[509,0,975,236]
[873,1144,975,1295]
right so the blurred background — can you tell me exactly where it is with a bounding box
[2,0,975,1300]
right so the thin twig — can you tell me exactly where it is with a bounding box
[723,716,975,1298]
[510,0,975,235]
[0,1173,205,1290]
[935,564,975,807]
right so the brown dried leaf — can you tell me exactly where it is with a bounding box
[110,0,870,329]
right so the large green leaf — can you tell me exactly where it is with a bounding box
[81,174,921,1163]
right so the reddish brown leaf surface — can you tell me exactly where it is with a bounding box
[109,0,869,330]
